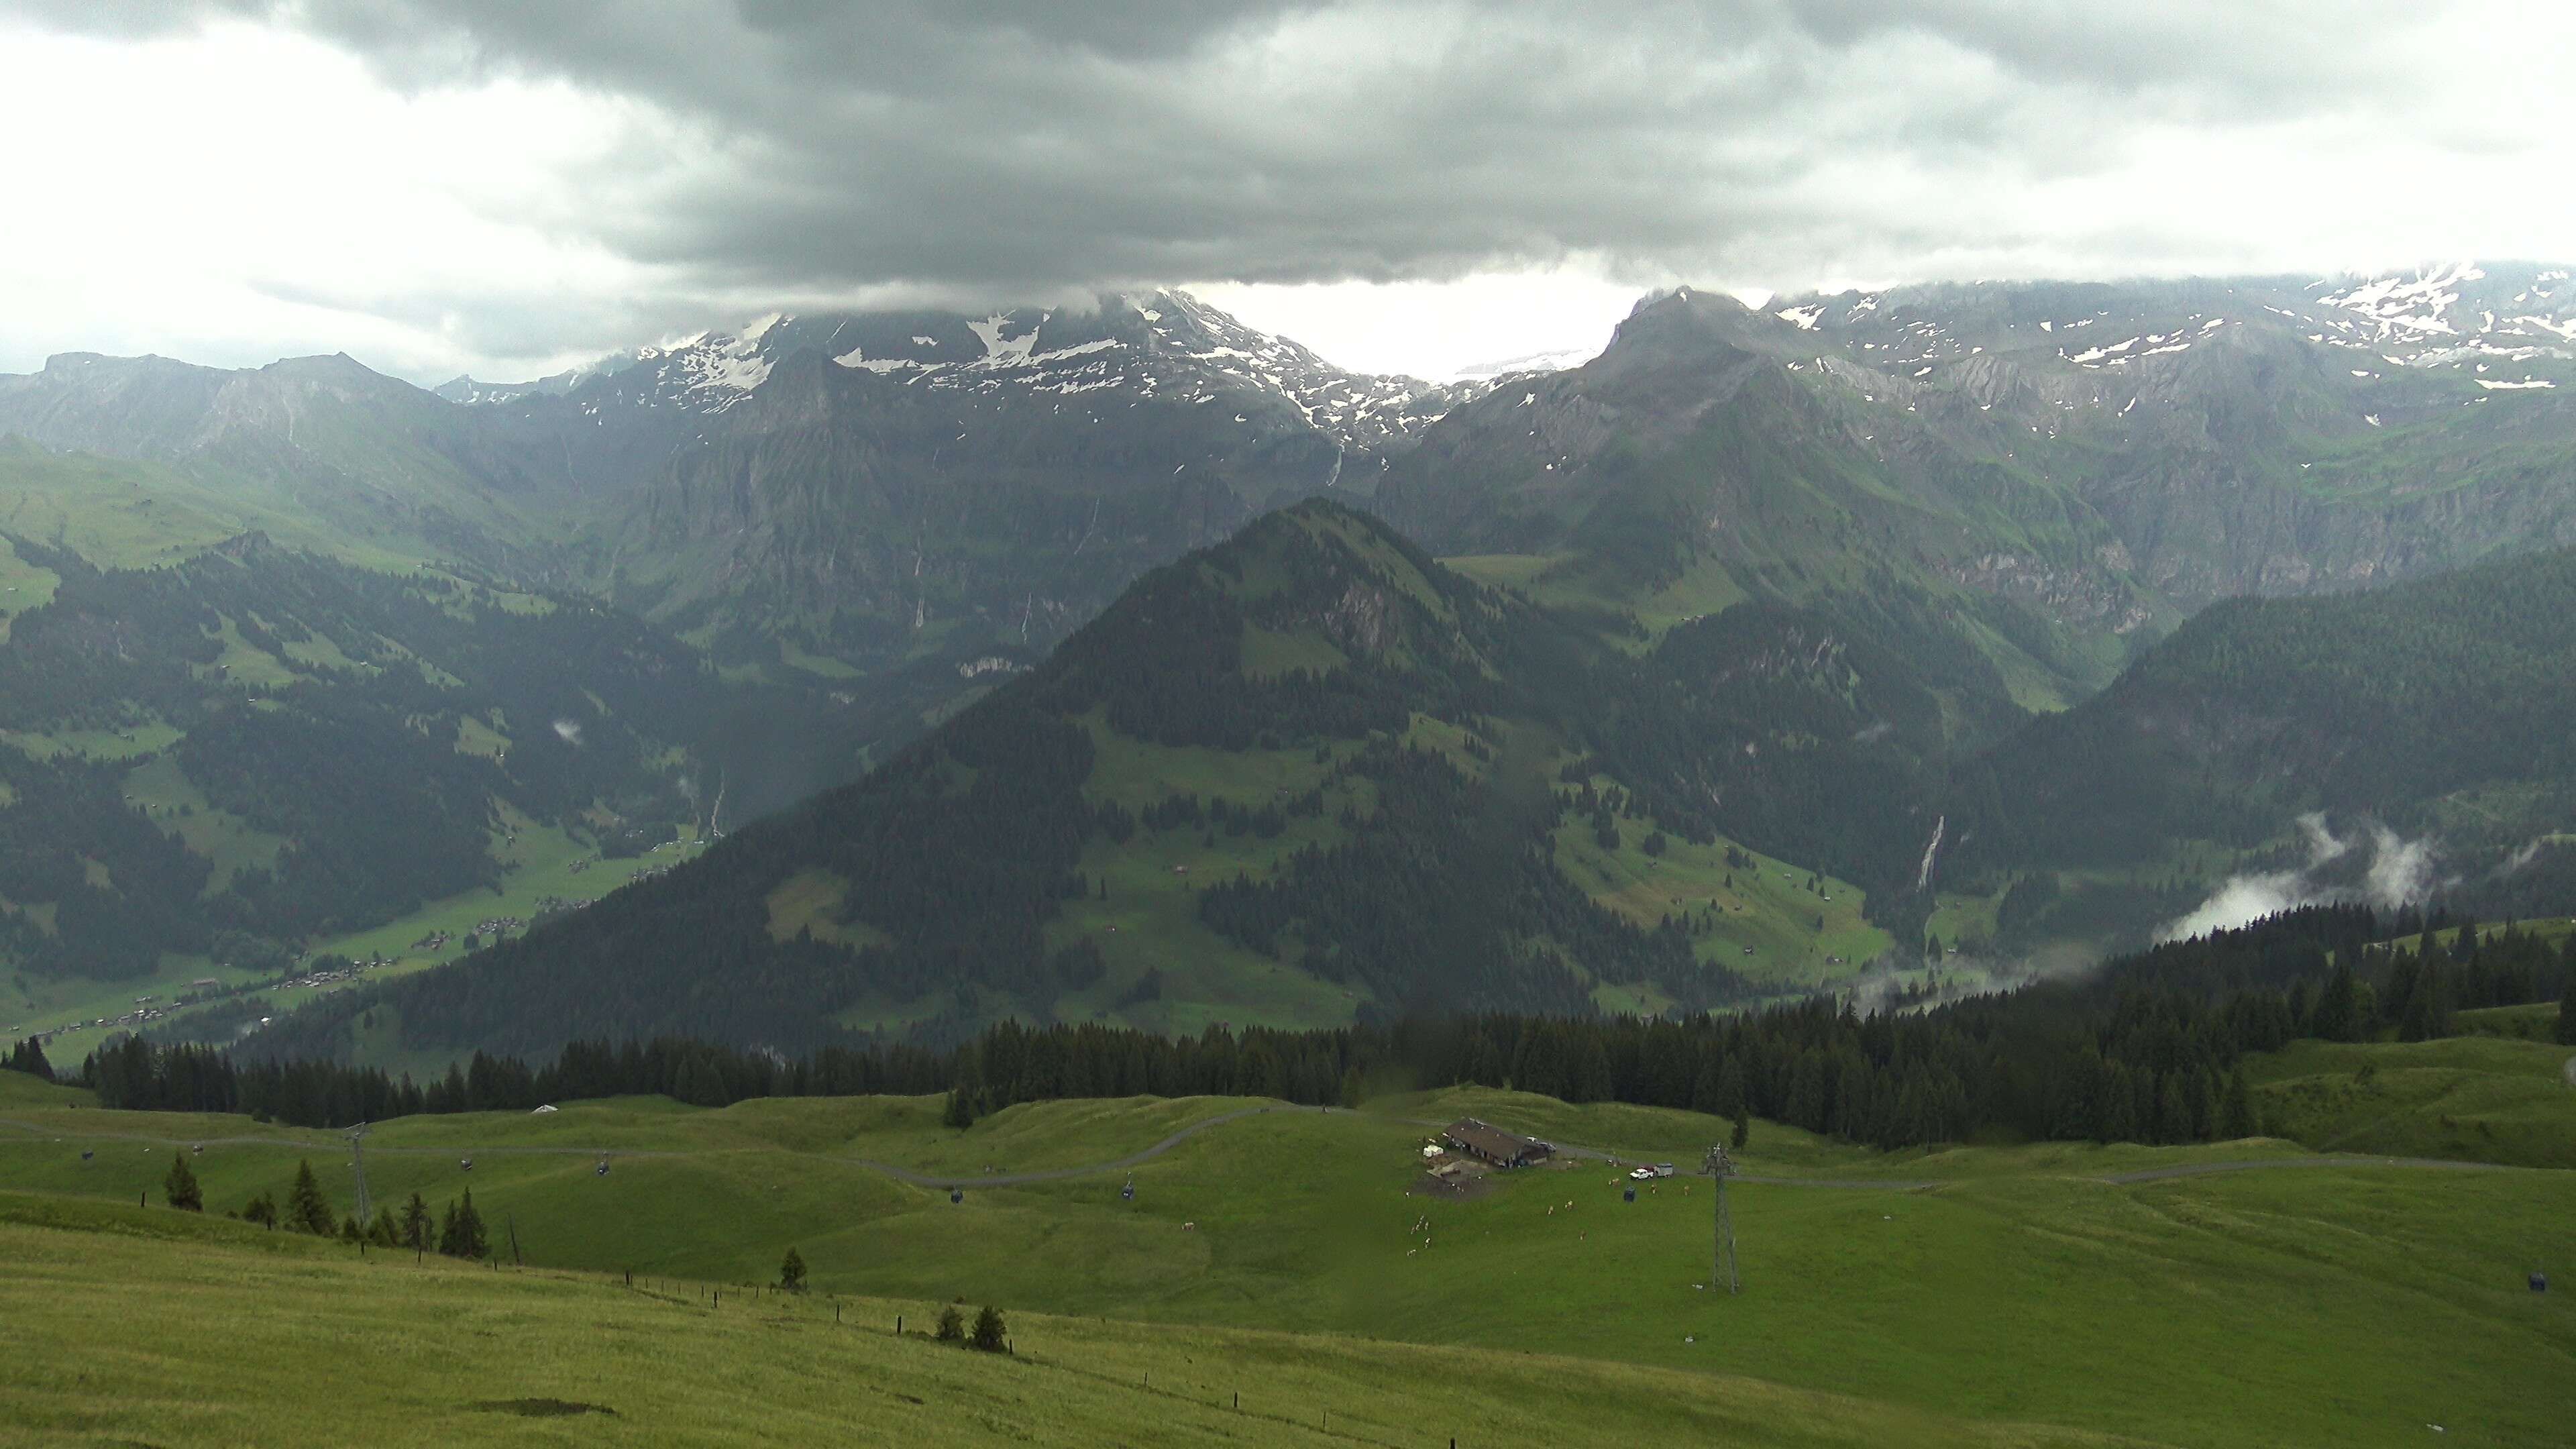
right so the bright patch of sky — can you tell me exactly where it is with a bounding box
[0,19,668,381]
[1191,268,1654,381]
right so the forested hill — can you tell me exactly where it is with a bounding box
[0,526,837,997]
[245,498,2015,1063]
[1954,543,2576,894]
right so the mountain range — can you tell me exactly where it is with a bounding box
[7,264,2576,1062]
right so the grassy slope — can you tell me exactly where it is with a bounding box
[0,534,58,643]
[1548,799,1890,1004]
[0,440,434,571]
[2456,1002,2567,1041]
[2247,1034,2576,1169]
[0,1195,2125,1449]
[3,1080,2571,1448]
[1444,551,1752,648]
[0,443,731,1041]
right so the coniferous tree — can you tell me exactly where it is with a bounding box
[241,1191,278,1228]
[2399,964,2447,1041]
[971,1305,1008,1353]
[934,1304,965,1342]
[400,1191,432,1251]
[2220,1063,2257,1140]
[437,1200,461,1256]
[284,1160,333,1235]
[1689,1058,1723,1114]
[2310,964,2359,1042]
[1729,1107,1750,1151]
[162,1153,203,1212]
[942,1086,978,1130]
[2156,1074,2195,1144]
[3,1036,54,1081]
[1717,1056,1749,1118]
[2557,972,2576,1046]
[780,1247,807,1292]
[440,1190,489,1260]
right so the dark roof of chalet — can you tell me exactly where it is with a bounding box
[1444,1117,1550,1161]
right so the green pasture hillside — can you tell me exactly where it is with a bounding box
[3,1086,2570,1448]
[0,435,433,571]
[2247,1034,2576,1169]
[0,1192,2143,1449]
[0,520,855,1044]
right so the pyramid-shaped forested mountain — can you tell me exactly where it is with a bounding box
[257,498,1995,1060]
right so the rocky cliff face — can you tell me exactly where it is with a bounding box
[1377,266,2576,695]
[3,291,1492,685]
[1759,264,2576,608]
[553,292,1491,671]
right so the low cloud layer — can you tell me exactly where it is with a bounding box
[9,2,2576,379]
[2157,814,2443,943]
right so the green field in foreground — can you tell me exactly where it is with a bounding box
[4,1071,2572,1448]
[0,1193,2135,1449]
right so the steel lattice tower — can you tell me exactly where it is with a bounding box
[346,1123,373,1223]
[1704,1144,1741,1295]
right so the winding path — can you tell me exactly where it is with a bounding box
[0,1110,2541,1194]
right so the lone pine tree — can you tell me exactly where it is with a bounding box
[438,1190,489,1259]
[971,1305,1009,1353]
[284,1160,333,1235]
[779,1247,807,1292]
[162,1153,202,1212]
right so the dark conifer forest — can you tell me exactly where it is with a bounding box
[55,906,2567,1154]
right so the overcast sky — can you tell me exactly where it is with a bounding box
[5,1,2571,383]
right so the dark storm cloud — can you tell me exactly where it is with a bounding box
[9,1,2523,304]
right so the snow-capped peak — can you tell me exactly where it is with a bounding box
[449,290,1499,454]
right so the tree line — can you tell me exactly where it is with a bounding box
[47,906,2575,1148]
